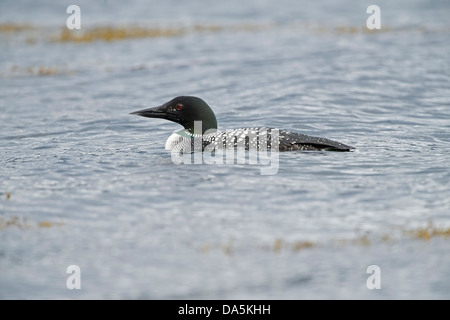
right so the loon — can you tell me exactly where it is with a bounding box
[130,96,354,152]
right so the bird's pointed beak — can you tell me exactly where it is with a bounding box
[130,105,168,119]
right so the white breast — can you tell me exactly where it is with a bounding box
[165,132,185,151]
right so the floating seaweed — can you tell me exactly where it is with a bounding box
[0,216,63,230]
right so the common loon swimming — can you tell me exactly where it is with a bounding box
[130,96,354,152]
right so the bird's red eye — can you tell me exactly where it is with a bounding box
[176,104,183,110]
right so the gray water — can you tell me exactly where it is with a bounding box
[1,0,449,299]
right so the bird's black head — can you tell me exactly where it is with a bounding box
[130,96,218,134]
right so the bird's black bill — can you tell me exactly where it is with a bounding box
[130,106,167,119]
